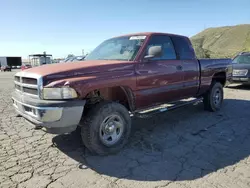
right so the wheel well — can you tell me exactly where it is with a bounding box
[212,72,226,86]
[85,86,134,111]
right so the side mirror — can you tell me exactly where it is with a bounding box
[144,45,162,59]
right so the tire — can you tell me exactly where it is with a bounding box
[80,101,131,155]
[203,82,224,112]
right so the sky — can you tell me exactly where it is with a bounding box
[0,0,249,59]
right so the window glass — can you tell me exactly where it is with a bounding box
[146,35,176,60]
[85,36,146,61]
[171,36,195,60]
[232,55,250,64]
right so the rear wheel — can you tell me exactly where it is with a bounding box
[80,101,131,155]
[203,82,224,112]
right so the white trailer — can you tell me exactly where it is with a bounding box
[0,57,8,67]
[0,56,22,69]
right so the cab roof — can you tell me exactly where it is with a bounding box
[238,52,250,56]
[113,32,188,39]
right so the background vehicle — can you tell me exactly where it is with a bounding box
[29,52,53,67]
[72,56,85,62]
[63,56,75,62]
[62,55,85,62]
[12,32,232,155]
[231,52,250,85]
[0,56,21,71]
[1,65,12,72]
[21,64,32,71]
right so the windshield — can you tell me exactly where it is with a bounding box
[232,54,250,64]
[85,36,146,61]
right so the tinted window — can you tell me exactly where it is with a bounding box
[146,35,176,60]
[171,36,195,60]
[232,55,250,64]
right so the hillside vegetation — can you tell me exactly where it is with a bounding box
[190,24,250,58]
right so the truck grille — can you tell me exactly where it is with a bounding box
[14,73,42,98]
[22,77,37,85]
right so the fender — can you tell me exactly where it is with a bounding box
[45,73,137,111]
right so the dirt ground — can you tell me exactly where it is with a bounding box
[0,71,250,188]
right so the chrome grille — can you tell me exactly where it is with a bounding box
[14,76,20,82]
[22,77,37,85]
[15,84,21,91]
[14,72,42,98]
[23,87,38,95]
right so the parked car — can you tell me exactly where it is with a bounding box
[12,32,232,155]
[1,65,11,72]
[231,52,250,85]
[62,56,85,63]
[62,57,75,62]
[0,57,21,71]
[21,64,32,71]
[72,56,85,62]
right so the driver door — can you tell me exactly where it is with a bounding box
[135,34,184,109]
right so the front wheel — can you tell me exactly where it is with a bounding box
[203,82,224,112]
[80,101,131,155]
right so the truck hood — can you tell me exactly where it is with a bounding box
[23,60,134,85]
[23,60,135,85]
[233,64,250,70]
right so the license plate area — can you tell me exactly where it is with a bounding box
[13,99,38,118]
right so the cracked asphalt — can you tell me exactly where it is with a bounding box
[0,71,250,188]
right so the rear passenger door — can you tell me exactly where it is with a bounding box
[171,36,200,98]
[135,34,184,108]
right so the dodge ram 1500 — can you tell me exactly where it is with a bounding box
[12,32,232,155]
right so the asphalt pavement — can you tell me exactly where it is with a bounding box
[0,71,250,188]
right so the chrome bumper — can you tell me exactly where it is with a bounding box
[13,98,63,123]
[232,77,250,82]
[12,91,86,134]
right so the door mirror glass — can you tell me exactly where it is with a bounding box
[144,46,162,59]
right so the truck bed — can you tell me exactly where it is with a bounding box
[198,58,232,94]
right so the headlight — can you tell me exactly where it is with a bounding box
[233,69,248,76]
[43,87,78,99]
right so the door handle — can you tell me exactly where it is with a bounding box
[176,65,183,71]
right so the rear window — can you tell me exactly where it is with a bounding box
[171,36,196,60]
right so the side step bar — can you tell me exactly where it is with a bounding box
[134,97,203,118]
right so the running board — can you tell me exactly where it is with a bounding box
[134,97,203,118]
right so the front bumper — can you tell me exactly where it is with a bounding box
[12,91,86,134]
[231,77,250,84]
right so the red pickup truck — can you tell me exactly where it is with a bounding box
[12,32,232,155]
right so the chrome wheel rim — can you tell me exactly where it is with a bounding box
[213,88,222,106]
[99,114,124,146]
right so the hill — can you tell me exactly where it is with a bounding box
[190,24,250,58]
